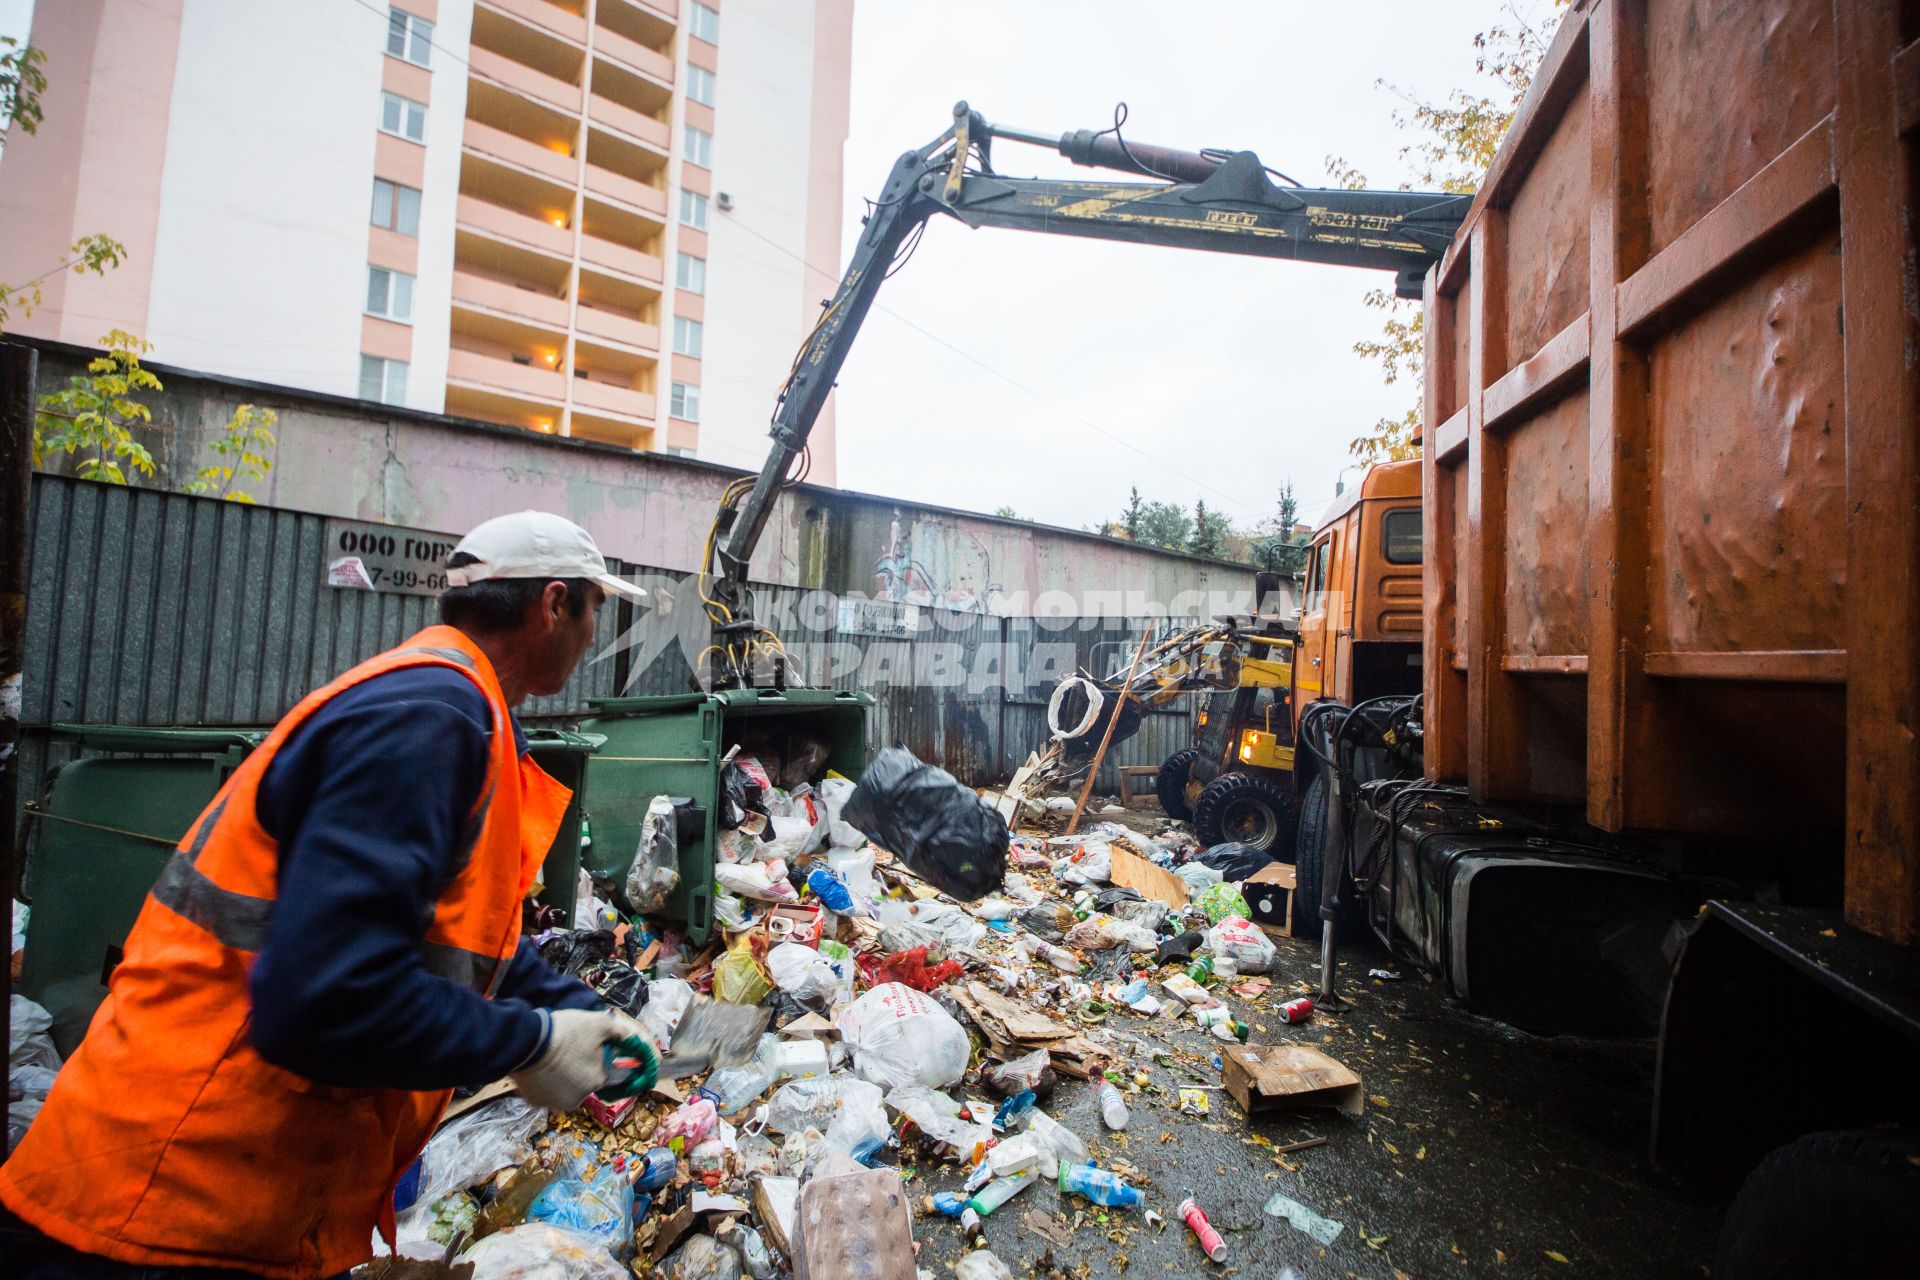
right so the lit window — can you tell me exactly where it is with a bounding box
[672,315,702,358]
[690,2,719,43]
[679,189,707,230]
[676,252,706,294]
[359,355,409,405]
[371,178,422,236]
[684,123,713,168]
[386,8,433,67]
[670,381,700,421]
[366,266,415,322]
[379,91,427,143]
[687,64,716,107]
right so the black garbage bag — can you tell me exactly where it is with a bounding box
[842,747,1008,902]
[1155,930,1206,966]
[580,958,648,1016]
[1094,887,1145,913]
[538,927,618,978]
[1198,841,1276,882]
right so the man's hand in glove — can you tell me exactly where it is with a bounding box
[510,1008,656,1110]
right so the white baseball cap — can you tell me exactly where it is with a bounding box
[445,511,646,601]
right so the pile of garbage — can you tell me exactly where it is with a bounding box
[374,742,1351,1278]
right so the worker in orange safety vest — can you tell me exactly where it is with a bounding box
[1,511,655,1280]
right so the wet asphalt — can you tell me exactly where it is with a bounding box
[908,928,1726,1279]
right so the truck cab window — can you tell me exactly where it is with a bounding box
[1305,538,1332,614]
[1382,508,1422,564]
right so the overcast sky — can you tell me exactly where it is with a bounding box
[825,0,1556,535]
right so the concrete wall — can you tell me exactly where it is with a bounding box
[18,337,1262,615]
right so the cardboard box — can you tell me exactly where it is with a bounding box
[762,904,825,947]
[1243,861,1297,937]
[1221,1043,1364,1118]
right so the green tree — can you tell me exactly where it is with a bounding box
[185,403,278,503]
[1120,486,1145,540]
[1332,9,1567,464]
[0,40,126,332]
[34,330,162,484]
[1252,481,1312,576]
[1136,501,1190,551]
[1188,498,1231,559]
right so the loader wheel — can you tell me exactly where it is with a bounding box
[1714,1128,1920,1280]
[1193,771,1297,860]
[1155,748,1201,821]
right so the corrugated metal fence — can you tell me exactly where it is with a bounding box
[16,477,1197,818]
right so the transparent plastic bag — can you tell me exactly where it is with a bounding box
[1022,1107,1089,1177]
[457,1223,628,1280]
[639,978,694,1051]
[657,1232,745,1280]
[715,861,798,904]
[626,796,681,914]
[764,1075,885,1137]
[414,1097,547,1207]
[525,1174,634,1253]
[885,1084,990,1156]
[714,939,773,1005]
[837,982,969,1090]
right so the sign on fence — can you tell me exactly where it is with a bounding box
[324,518,459,597]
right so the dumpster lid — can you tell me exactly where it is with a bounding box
[525,728,606,753]
[51,724,269,753]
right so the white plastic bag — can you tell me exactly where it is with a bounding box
[837,982,969,1090]
[626,795,681,914]
[715,860,798,903]
[819,775,866,848]
[413,1096,548,1208]
[1206,915,1278,973]
[766,942,840,1004]
[905,901,987,950]
[764,1075,886,1138]
[457,1223,628,1280]
[824,845,879,902]
[639,977,693,1051]
[1176,862,1225,893]
[8,996,61,1151]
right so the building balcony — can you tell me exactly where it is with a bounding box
[477,0,587,46]
[463,118,577,186]
[586,93,669,151]
[468,45,582,115]
[575,302,660,351]
[451,270,569,330]
[593,25,673,85]
[571,376,656,421]
[580,233,663,284]
[455,194,574,257]
[584,162,667,217]
[448,347,567,402]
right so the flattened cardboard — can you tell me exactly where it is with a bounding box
[777,1011,839,1041]
[753,1175,800,1257]
[1221,1043,1364,1117]
[1110,842,1190,908]
[1243,861,1297,938]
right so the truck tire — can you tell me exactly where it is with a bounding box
[1155,748,1201,821]
[1713,1128,1920,1280]
[1292,772,1329,935]
[1193,772,1297,860]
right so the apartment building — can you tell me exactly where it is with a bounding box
[0,0,852,476]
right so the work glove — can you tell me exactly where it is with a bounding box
[510,1008,657,1111]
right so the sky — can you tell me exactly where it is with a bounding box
[827,0,1555,535]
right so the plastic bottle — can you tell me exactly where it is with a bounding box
[966,1171,1036,1216]
[1098,1082,1130,1131]
[707,1034,782,1113]
[631,1147,676,1193]
[1022,1109,1088,1176]
[1056,1162,1144,1210]
[1187,956,1214,983]
[993,1090,1036,1131]
[1192,1003,1234,1030]
[806,866,858,914]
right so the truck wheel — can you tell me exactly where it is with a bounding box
[1714,1128,1920,1280]
[1155,748,1201,821]
[1193,772,1297,860]
[1292,772,1328,934]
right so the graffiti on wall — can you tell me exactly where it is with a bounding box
[873,513,1007,613]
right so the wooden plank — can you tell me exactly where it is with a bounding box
[1500,654,1590,675]
[1465,211,1528,800]
[1431,406,1469,463]
[1483,311,1591,433]
[1835,0,1920,945]
[1895,36,1920,135]
[1585,0,1653,833]
[1616,116,1836,338]
[1643,650,1846,684]
[1110,841,1190,907]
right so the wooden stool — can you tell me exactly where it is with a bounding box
[1117,764,1161,808]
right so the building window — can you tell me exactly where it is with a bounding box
[676,252,706,294]
[680,190,707,231]
[371,178,422,236]
[672,315,702,358]
[670,381,700,421]
[366,266,415,322]
[687,64,715,107]
[690,1,719,43]
[379,91,427,143]
[684,123,712,168]
[360,355,408,405]
[386,8,433,67]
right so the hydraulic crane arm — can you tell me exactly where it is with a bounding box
[701,102,1470,688]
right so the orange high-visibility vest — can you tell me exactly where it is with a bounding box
[0,625,572,1279]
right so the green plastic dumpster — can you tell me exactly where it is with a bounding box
[16,723,601,1056]
[578,687,873,944]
